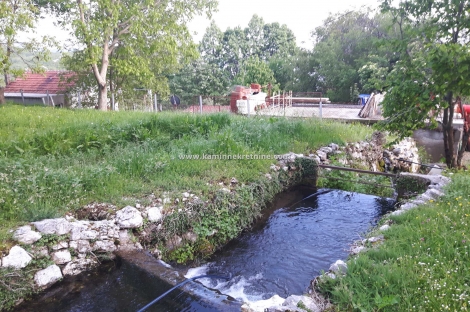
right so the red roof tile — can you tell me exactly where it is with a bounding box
[4,71,75,94]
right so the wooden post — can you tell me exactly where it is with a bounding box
[21,89,24,104]
[199,95,203,114]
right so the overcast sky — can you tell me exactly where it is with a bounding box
[32,0,381,49]
[188,0,381,48]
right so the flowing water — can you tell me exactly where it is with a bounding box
[185,188,395,303]
[15,188,395,311]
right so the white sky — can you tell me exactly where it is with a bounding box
[32,0,381,49]
[189,0,381,48]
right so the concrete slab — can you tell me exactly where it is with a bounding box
[253,105,381,123]
[428,167,443,175]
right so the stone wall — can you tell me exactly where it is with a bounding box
[312,132,420,174]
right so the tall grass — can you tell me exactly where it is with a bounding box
[318,171,470,311]
[0,104,373,226]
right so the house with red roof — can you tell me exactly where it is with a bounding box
[3,71,74,107]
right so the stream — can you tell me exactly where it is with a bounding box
[185,188,395,303]
[14,188,395,311]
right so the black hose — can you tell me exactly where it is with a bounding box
[136,274,230,312]
[287,189,333,208]
[397,158,443,169]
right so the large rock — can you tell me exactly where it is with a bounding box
[69,240,92,254]
[283,295,321,312]
[51,241,69,251]
[166,235,182,250]
[92,240,116,253]
[69,220,118,241]
[13,225,42,244]
[62,259,98,276]
[93,220,120,240]
[241,295,285,312]
[115,206,143,229]
[316,150,327,161]
[2,246,32,269]
[70,221,96,241]
[329,260,348,275]
[116,229,136,251]
[34,265,63,288]
[147,206,163,222]
[51,250,72,265]
[32,218,71,235]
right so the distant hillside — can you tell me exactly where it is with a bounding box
[10,51,64,71]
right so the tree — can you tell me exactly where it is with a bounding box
[46,0,216,110]
[0,0,55,87]
[262,22,296,60]
[234,56,279,92]
[379,0,470,168]
[311,9,398,102]
[269,49,320,92]
[198,15,297,84]
[358,58,389,93]
[169,58,230,105]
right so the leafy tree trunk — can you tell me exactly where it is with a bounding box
[442,92,456,168]
[3,32,13,86]
[97,84,107,110]
[96,48,108,111]
[91,27,110,111]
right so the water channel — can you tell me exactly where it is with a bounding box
[15,188,395,312]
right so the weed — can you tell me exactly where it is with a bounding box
[297,300,313,312]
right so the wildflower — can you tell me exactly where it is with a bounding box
[420,237,425,241]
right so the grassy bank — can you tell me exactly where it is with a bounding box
[0,104,373,247]
[318,171,470,311]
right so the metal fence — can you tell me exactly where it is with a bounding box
[159,95,231,114]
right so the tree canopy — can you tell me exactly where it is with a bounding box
[170,15,297,101]
[311,9,400,102]
[378,0,470,168]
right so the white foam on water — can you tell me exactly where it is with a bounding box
[215,275,265,303]
[249,273,263,281]
[184,265,209,279]
[185,266,267,304]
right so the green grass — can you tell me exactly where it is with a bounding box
[318,171,470,312]
[0,104,373,243]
